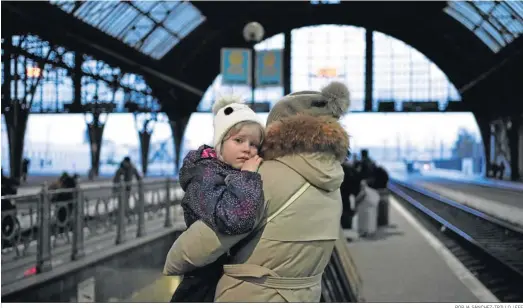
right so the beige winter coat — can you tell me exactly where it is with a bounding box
[163,115,350,302]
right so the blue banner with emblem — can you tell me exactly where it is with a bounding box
[255,49,283,87]
[221,48,252,85]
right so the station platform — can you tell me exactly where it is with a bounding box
[389,169,523,228]
[380,162,523,191]
[420,168,523,191]
[14,175,172,196]
[125,275,181,302]
[18,174,111,186]
[346,196,497,303]
[122,195,497,303]
[418,180,523,228]
[15,176,112,195]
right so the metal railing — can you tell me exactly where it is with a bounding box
[1,178,185,286]
[321,229,364,302]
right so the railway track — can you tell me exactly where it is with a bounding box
[389,179,523,302]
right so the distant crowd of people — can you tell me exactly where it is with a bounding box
[340,149,389,230]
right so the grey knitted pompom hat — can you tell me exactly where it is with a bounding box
[266,81,351,126]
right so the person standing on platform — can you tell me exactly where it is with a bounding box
[164,81,351,302]
[113,157,141,219]
[340,155,363,230]
[21,158,30,183]
[113,156,142,187]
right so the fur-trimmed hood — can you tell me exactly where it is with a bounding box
[261,114,349,162]
[260,114,349,192]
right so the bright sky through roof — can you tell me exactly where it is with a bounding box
[4,112,481,151]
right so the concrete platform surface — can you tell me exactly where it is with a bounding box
[125,275,181,302]
[419,182,523,228]
[391,171,523,229]
[119,195,498,303]
[346,196,497,303]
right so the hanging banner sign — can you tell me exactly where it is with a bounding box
[255,49,283,87]
[221,48,252,86]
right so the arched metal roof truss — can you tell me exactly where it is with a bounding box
[444,0,523,53]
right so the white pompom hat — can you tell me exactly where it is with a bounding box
[212,96,265,154]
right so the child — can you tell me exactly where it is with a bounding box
[171,97,265,302]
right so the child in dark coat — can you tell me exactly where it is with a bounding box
[171,97,265,302]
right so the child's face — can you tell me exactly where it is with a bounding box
[220,124,262,169]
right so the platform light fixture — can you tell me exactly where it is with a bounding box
[243,22,265,106]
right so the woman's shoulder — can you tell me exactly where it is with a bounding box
[258,160,300,188]
[257,159,288,173]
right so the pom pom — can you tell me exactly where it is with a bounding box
[321,81,351,117]
[212,95,243,115]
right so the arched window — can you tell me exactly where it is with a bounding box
[372,31,461,111]
[197,25,461,112]
[290,25,366,111]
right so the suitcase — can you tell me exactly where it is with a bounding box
[356,185,379,237]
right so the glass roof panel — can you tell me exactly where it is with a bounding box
[475,28,501,52]
[482,19,506,46]
[52,0,75,13]
[495,4,523,34]
[177,16,205,38]
[94,3,124,29]
[122,15,156,47]
[80,2,121,29]
[162,1,183,11]
[163,2,205,37]
[140,27,172,55]
[444,1,523,53]
[149,2,174,23]
[444,6,476,30]
[150,38,179,60]
[454,1,483,25]
[147,33,180,59]
[506,1,523,18]
[132,1,157,13]
[104,6,140,38]
[50,0,206,60]
[475,1,495,15]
